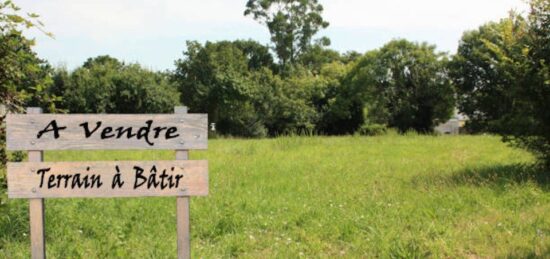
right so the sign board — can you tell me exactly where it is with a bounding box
[6,114,208,150]
[7,160,208,198]
[5,107,207,259]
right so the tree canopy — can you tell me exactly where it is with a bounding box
[0,0,57,113]
[56,56,180,114]
[324,40,455,134]
[173,40,270,137]
[244,0,329,69]
[450,0,550,165]
[0,0,58,167]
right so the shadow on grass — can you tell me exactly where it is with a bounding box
[507,245,550,258]
[413,163,550,191]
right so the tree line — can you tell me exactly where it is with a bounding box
[0,0,549,166]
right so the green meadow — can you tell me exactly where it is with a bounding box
[1,135,549,258]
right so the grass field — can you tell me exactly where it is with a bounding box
[1,134,549,258]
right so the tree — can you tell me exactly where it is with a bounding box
[317,59,365,135]
[263,67,320,135]
[61,56,122,113]
[450,1,550,166]
[373,40,454,133]
[522,0,550,166]
[340,51,362,64]
[0,1,57,113]
[59,56,180,113]
[449,15,529,133]
[0,1,58,167]
[327,40,455,134]
[173,41,269,137]
[0,0,58,212]
[232,39,275,71]
[244,0,329,69]
[173,40,341,136]
[298,43,341,75]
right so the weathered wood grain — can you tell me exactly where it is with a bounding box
[175,106,191,259]
[7,160,208,198]
[6,114,207,150]
[27,107,46,259]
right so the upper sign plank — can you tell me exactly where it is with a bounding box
[6,114,207,150]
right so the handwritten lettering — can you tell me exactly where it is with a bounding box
[133,165,183,190]
[37,120,67,139]
[37,167,103,189]
[78,120,180,146]
[36,165,184,191]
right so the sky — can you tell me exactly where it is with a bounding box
[18,0,529,71]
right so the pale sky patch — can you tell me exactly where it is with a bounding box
[17,0,529,70]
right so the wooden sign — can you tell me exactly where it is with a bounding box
[7,160,208,198]
[6,114,208,150]
[6,107,206,259]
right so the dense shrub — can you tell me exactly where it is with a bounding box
[356,123,388,136]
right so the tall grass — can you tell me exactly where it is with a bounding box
[1,135,549,258]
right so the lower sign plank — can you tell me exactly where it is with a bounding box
[7,160,208,198]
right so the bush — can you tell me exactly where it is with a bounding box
[356,123,387,136]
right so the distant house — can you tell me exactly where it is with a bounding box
[434,111,468,135]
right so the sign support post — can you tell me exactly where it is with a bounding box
[175,106,191,259]
[27,107,46,259]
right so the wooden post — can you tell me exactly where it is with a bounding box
[27,107,45,259]
[175,106,190,259]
